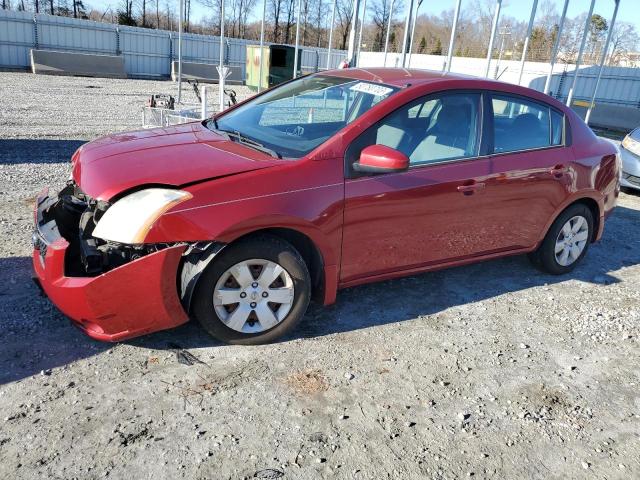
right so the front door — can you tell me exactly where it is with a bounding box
[341,91,503,284]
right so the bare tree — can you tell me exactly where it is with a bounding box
[335,0,353,50]
[370,0,403,51]
[608,21,640,66]
[269,0,284,41]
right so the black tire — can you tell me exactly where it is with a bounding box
[192,235,311,345]
[528,203,594,275]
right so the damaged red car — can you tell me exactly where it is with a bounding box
[33,69,620,344]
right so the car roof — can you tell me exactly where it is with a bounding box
[320,67,569,112]
[321,68,478,87]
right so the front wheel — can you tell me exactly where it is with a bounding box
[529,203,594,275]
[192,235,311,345]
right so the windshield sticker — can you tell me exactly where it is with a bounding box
[349,82,393,97]
[286,125,305,137]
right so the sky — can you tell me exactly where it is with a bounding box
[86,0,640,33]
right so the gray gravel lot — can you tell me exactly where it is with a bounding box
[0,72,639,480]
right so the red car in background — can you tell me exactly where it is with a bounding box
[32,69,620,344]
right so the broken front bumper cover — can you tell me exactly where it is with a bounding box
[32,190,189,342]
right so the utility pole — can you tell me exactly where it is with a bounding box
[443,0,462,72]
[586,0,620,124]
[401,0,415,68]
[494,28,510,79]
[407,0,423,68]
[327,0,337,69]
[293,0,302,77]
[543,0,569,94]
[356,0,367,67]
[518,0,538,85]
[484,0,502,77]
[347,0,361,65]
[383,0,395,67]
[566,0,595,106]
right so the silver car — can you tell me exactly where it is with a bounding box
[621,127,640,191]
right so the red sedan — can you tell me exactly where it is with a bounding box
[33,69,620,344]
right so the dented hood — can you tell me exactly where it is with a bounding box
[72,122,280,200]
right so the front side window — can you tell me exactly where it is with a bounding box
[211,75,398,158]
[346,92,481,173]
[492,95,562,153]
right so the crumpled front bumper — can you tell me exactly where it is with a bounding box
[32,191,189,342]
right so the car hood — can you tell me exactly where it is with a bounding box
[72,122,281,200]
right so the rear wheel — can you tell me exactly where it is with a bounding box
[192,235,311,345]
[529,203,594,275]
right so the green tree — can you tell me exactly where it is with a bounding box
[418,36,426,54]
[430,38,442,55]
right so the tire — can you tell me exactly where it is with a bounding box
[192,235,311,345]
[528,203,594,275]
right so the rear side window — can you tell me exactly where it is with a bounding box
[491,95,562,153]
[551,110,564,145]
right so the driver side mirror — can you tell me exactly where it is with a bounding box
[353,145,410,174]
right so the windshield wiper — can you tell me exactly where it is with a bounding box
[212,126,282,159]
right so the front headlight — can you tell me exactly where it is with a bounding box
[622,135,640,155]
[92,188,192,244]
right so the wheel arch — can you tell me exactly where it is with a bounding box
[571,197,601,242]
[230,227,327,304]
[178,227,332,316]
[538,193,603,248]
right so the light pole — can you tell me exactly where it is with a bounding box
[258,0,267,92]
[494,28,510,79]
[218,0,226,111]
[347,0,362,65]
[484,0,502,78]
[586,0,620,124]
[293,0,302,77]
[177,0,183,104]
[407,0,423,68]
[543,0,569,94]
[383,0,395,67]
[518,0,538,85]
[356,0,368,67]
[401,0,415,68]
[566,0,596,106]
[327,0,337,69]
[443,0,462,73]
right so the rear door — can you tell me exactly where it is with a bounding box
[482,93,572,249]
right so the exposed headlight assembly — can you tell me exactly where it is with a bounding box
[92,188,192,244]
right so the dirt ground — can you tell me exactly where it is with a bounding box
[0,72,639,480]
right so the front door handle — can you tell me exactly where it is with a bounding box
[457,181,485,195]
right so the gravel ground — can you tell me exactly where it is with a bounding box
[0,72,639,480]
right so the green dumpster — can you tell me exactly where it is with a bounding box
[246,44,302,91]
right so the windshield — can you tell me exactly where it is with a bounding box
[210,75,399,158]
[631,127,640,141]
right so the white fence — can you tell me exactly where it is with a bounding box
[0,9,346,79]
[360,52,640,109]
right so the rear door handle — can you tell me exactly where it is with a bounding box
[550,164,566,178]
[457,182,485,195]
